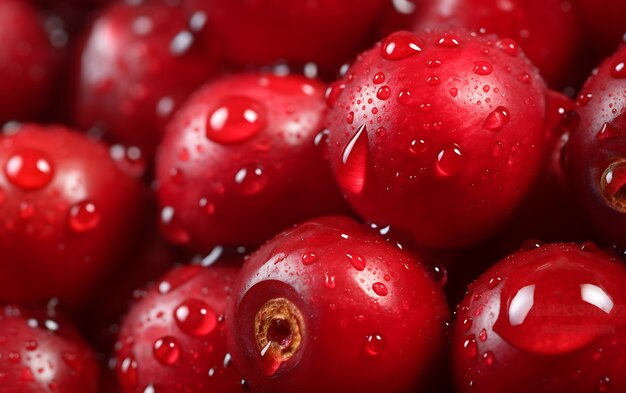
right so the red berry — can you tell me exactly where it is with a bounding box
[0,305,99,392]
[71,0,221,158]
[0,124,145,308]
[156,74,349,250]
[414,0,583,86]
[565,44,626,248]
[452,242,626,393]
[227,216,449,393]
[185,0,386,74]
[0,0,61,124]
[116,264,243,393]
[325,29,546,250]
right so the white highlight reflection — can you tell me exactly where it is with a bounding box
[581,284,614,314]
[509,284,535,326]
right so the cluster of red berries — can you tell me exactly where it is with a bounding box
[1,0,626,392]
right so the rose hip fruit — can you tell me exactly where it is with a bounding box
[414,0,582,87]
[71,0,221,158]
[0,124,145,308]
[156,74,348,250]
[185,0,385,74]
[115,264,242,393]
[325,29,546,250]
[227,216,449,393]
[565,44,626,248]
[0,305,99,392]
[452,242,626,393]
[0,0,61,124]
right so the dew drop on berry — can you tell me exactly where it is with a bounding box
[372,282,388,296]
[160,206,190,245]
[463,318,473,331]
[409,139,428,154]
[598,376,611,392]
[376,86,391,100]
[373,72,385,84]
[346,253,366,271]
[449,88,458,97]
[234,165,267,195]
[4,149,54,190]
[482,351,495,366]
[462,335,478,358]
[153,336,180,365]
[174,299,217,336]
[473,61,493,75]
[436,34,461,47]
[600,160,626,212]
[325,82,345,108]
[611,60,626,79]
[365,334,385,356]
[68,201,100,233]
[301,252,317,265]
[483,107,510,131]
[205,96,267,144]
[381,31,422,60]
[596,122,620,140]
[338,124,368,194]
[497,39,519,56]
[435,144,464,177]
[324,272,336,289]
[118,355,138,390]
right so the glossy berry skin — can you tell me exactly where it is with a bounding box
[71,0,221,159]
[156,74,348,250]
[325,30,546,250]
[227,216,449,393]
[0,124,145,308]
[452,243,626,393]
[185,0,385,74]
[0,0,60,124]
[414,0,582,87]
[115,264,242,393]
[566,44,626,248]
[0,305,99,392]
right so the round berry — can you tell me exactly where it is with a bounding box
[156,74,348,250]
[325,29,546,250]
[227,216,449,393]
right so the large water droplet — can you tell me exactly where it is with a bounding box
[483,107,510,131]
[473,61,493,75]
[174,299,217,336]
[376,86,391,100]
[381,31,423,60]
[337,125,368,194]
[365,334,385,356]
[4,149,54,190]
[206,96,267,144]
[346,253,366,271]
[435,144,464,177]
[301,252,317,266]
[153,336,180,365]
[372,282,388,296]
[596,122,620,140]
[68,201,100,233]
[601,160,626,212]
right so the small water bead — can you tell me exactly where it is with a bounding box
[118,355,138,390]
[153,336,180,365]
[600,160,626,212]
[435,144,464,177]
[611,59,626,79]
[409,139,427,155]
[376,86,391,100]
[497,38,519,56]
[301,252,317,265]
[372,282,388,296]
[426,75,441,86]
[483,106,510,131]
[4,149,54,190]
[449,88,458,97]
[473,61,493,75]
[234,165,267,195]
[462,335,478,358]
[160,206,190,245]
[198,198,215,215]
[324,272,336,289]
[338,125,368,194]
[598,376,611,392]
[596,122,620,140]
[463,317,473,331]
[482,351,495,366]
[68,201,100,233]
[519,73,531,83]
[478,328,488,342]
[346,111,354,124]
[577,92,593,105]
[436,34,461,48]
[24,340,38,351]
[325,82,345,108]
[365,334,385,356]
[206,96,267,144]
[174,299,217,336]
[373,72,385,84]
[169,30,193,56]
[488,277,502,289]
[397,90,413,105]
[346,253,366,271]
[381,31,423,60]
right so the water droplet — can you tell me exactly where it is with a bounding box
[409,139,427,154]
[427,75,441,86]
[558,110,580,134]
[4,149,54,190]
[449,88,458,97]
[577,92,593,105]
[601,160,626,212]
[463,318,473,331]
[376,86,391,100]
[68,201,100,233]
[153,336,180,365]
[611,60,626,79]
[462,335,478,358]
[118,355,138,390]
[174,299,217,336]
[479,328,488,341]
[160,206,190,245]
[436,34,461,47]
[483,106,510,131]
[170,30,193,55]
[346,253,366,271]
[497,39,519,56]
[372,282,388,296]
[473,61,493,75]
[381,31,423,60]
[324,272,336,289]
[397,90,413,105]
[373,72,385,84]
[325,82,345,108]
[24,340,37,351]
[598,376,611,392]
[365,334,384,356]
[482,351,495,366]
[435,144,464,177]
[337,125,368,194]
[301,252,317,265]
[206,96,267,144]
[488,277,502,289]
[234,165,267,195]
[596,122,620,140]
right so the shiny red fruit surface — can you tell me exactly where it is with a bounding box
[0,305,99,393]
[566,44,626,248]
[0,124,145,308]
[325,29,546,250]
[115,264,243,393]
[71,0,221,158]
[227,216,449,393]
[452,243,626,393]
[156,73,349,250]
